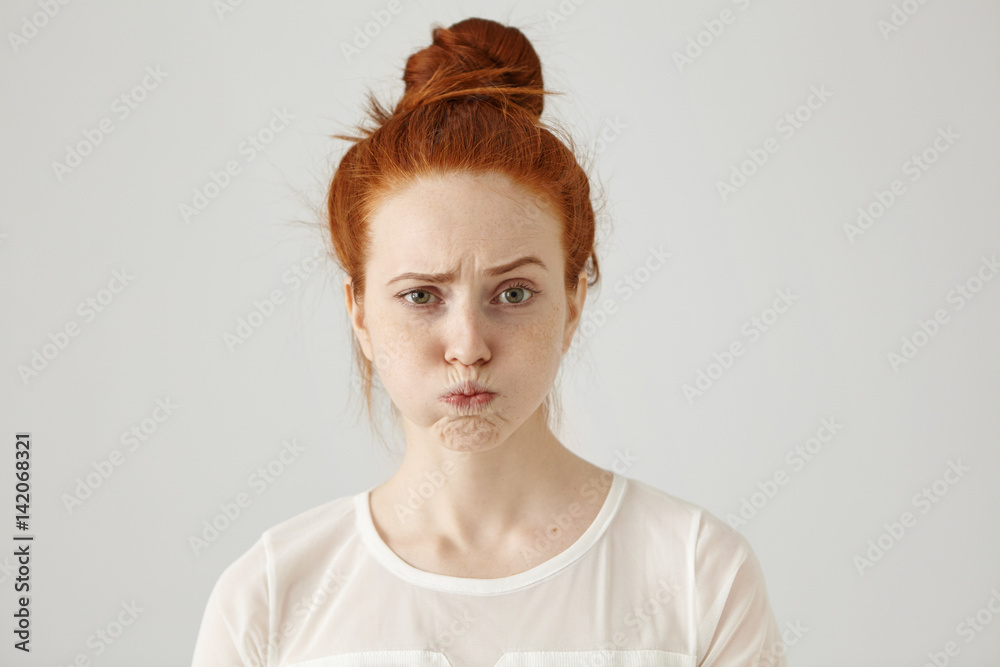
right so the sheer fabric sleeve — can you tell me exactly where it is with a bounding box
[694,512,787,667]
[191,536,271,667]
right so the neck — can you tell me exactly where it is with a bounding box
[376,407,594,549]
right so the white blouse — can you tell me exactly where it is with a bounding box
[191,471,788,666]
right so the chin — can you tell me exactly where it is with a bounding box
[437,415,505,452]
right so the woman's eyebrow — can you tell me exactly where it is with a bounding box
[386,255,548,285]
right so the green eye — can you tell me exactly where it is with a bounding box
[499,286,533,304]
[397,283,540,309]
[406,290,434,305]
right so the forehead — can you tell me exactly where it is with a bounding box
[365,171,561,262]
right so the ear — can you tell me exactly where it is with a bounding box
[562,269,588,355]
[344,277,374,362]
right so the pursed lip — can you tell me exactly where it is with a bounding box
[441,379,494,399]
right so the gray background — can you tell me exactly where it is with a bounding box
[1,0,999,665]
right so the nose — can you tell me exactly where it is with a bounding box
[443,294,492,367]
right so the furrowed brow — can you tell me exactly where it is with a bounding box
[387,255,547,285]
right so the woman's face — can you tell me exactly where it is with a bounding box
[345,170,587,454]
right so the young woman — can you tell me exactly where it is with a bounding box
[192,17,788,667]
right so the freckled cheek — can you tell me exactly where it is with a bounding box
[511,308,567,368]
[369,318,435,387]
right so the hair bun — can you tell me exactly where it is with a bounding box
[399,17,545,119]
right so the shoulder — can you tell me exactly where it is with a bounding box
[193,492,363,664]
[209,491,359,608]
[617,475,755,571]
[616,475,775,636]
[260,492,358,553]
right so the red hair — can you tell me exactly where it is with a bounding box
[326,17,605,450]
